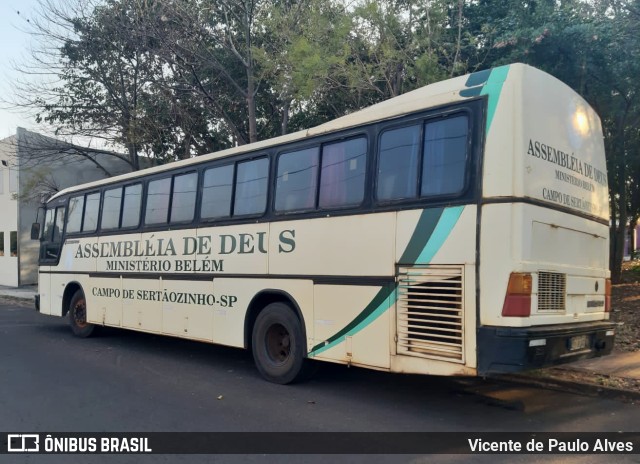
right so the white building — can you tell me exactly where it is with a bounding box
[0,128,132,286]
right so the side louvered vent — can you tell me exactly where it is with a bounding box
[397,266,464,363]
[538,271,566,311]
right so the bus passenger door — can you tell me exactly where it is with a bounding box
[38,205,65,316]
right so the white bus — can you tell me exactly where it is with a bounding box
[33,63,614,384]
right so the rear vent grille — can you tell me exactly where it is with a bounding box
[538,272,566,311]
[397,266,464,362]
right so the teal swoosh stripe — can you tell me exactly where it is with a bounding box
[398,208,444,264]
[309,286,397,356]
[458,65,510,135]
[415,206,464,264]
[308,206,465,357]
[480,65,509,135]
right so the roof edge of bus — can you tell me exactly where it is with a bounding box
[47,63,531,203]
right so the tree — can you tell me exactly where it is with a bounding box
[441,0,639,281]
[11,0,217,166]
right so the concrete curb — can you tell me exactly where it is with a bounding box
[0,292,36,303]
[495,372,640,403]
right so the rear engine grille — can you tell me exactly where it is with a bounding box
[397,266,464,362]
[538,271,566,311]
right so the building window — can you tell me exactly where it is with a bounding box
[0,232,4,256]
[9,168,17,194]
[10,231,17,257]
[201,165,233,220]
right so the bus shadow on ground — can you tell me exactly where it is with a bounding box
[38,317,595,417]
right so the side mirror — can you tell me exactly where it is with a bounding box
[31,223,41,240]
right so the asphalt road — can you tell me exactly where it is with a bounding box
[1,299,639,464]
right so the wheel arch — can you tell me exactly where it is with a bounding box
[244,289,308,352]
[62,281,84,317]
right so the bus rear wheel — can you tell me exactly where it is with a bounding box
[68,289,95,338]
[252,302,309,384]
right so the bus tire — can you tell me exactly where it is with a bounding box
[68,289,95,338]
[252,302,309,384]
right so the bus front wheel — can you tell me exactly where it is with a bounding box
[68,289,95,338]
[252,302,308,384]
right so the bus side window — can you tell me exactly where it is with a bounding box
[319,137,367,209]
[41,206,66,261]
[377,125,420,201]
[421,115,468,197]
[101,187,123,230]
[66,196,84,233]
[170,172,198,223]
[83,193,101,232]
[234,158,269,216]
[201,165,233,220]
[275,147,319,213]
[145,178,171,225]
[121,184,142,228]
[52,206,65,243]
[43,208,55,241]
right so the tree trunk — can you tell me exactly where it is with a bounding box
[128,143,140,171]
[247,75,257,144]
[244,5,257,144]
[281,99,291,135]
[608,104,630,283]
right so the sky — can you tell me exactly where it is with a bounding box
[0,0,42,139]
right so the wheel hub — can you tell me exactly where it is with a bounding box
[74,299,88,328]
[265,323,291,364]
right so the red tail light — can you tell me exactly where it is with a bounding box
[501,273,532,317]
[604,278,611,313]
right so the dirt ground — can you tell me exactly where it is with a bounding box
[537,261,640,395]
[612,261,640,352]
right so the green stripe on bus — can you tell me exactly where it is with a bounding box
[480,65,509,135]
[398,208,444,264]
[415,206,464,264]
[308,206,465,357]
[309,286,397,356]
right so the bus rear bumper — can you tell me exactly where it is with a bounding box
[477,321,615,375]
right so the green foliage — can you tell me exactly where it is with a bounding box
[20,0,640,279]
